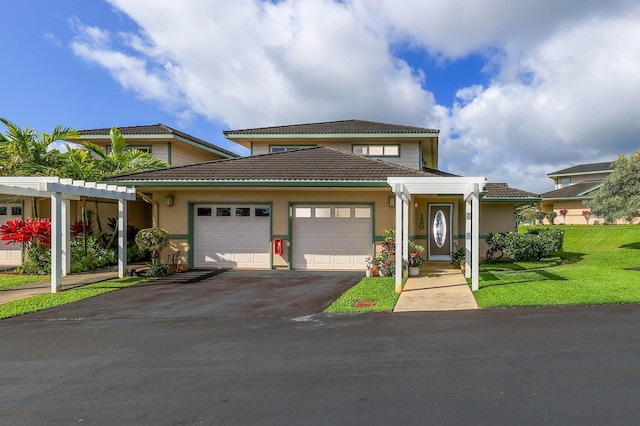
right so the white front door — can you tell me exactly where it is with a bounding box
[193,204,271,269]
[292,205,372,270]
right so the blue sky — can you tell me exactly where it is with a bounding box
[2,0,639,193]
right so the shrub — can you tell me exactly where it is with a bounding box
[135,228,170,264]
[485,228,564,261]
[546,211,558,225]
[70,234,117,273]
[485,233,508,262]
[451,243,466,267]
[145,262,172,277]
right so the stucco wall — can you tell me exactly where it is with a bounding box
[542,199,633,225]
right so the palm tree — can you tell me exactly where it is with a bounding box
[0,118,79,216]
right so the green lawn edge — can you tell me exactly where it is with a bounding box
[0,277,144,320]
[324,277,400,313]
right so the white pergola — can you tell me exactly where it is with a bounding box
[387,176,487,293]
[0,177,137,293]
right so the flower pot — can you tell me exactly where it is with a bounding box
[365,269,373,278]
[408,266,420,276]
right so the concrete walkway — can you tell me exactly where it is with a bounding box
[394,262,478,312]
[0,269,119,306]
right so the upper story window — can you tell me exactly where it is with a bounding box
[558,177,571,188]
[353,144,400,157]
[105,145,152,154]
[270,146,303,153]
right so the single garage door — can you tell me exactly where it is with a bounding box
[292,205,372,270]
[0,204,23,266]
[193,204,271,269]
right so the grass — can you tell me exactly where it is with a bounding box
[324,277,400,313]
[474,225,640,308]
[0,273,49,290]
[0,277,144,320]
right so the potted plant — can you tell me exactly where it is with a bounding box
[407,241,424,276]
[451,243,466,270]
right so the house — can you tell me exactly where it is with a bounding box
[0,124,237,266]
[540,161,615,224]
[104,119,538,282]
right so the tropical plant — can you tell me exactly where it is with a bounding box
[0,218,52,274]
[0,118,79,217]
[451,243,466,267]
[582,210,592,225]
[408,241,424,267]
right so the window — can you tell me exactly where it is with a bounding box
[559,177,571,188]
[197,207,212,217]
[335,208,351,218]
[295,207,312,218]
[315,208,332,218]
[255,207,270,217]
[353,145,399,157]
[105,145,152,154]
[236,207,251,217]
[0,207,6,216]
[354,207,371,218]
[11,207,21,216]
[270,146,303,153]
[216,207,231,217]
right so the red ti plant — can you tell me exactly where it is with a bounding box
[582,210,591,225]
[0,218,51,248]
[70,220,93,238]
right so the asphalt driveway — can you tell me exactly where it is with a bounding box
[18,269,363,321]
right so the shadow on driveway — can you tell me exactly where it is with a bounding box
[19,269,363,321]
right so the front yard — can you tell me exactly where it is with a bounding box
[474,225,640,308]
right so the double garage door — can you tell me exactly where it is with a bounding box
[193,204,372,270]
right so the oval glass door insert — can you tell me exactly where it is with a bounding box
[433,210,447,248]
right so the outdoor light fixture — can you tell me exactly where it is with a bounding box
[414,201,418,208]
[165,195,174,206]
[388,195,395,207]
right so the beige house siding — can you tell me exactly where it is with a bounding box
[541,199,633,225]
[555,172,610,187]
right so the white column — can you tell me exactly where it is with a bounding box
[402,196,409,279]
[61,198,70,277]
[472,184,480,291]
[394,189,403,293]
[118,198,128,279]
[50,192,63,293]
[465,197,472,279]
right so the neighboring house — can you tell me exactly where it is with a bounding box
[540,161,615,224]
[78,123,239,167]
[105,119,539,272]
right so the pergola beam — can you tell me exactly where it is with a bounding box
[0,177,137,293]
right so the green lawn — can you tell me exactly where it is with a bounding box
[0,273,49,290]
[474,225,640,308]
[0,277,143,320]
[324,277,400,313]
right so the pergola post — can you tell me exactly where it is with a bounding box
[471,183,480,291]
[61,198,70,277]
[465,198,471,279]
[50,192,63,293]
[394,187,403,293]
[118,198,128,279]
[402,195,409,279]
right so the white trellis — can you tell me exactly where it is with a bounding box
[387,177,487,292]
[0,177,136,293]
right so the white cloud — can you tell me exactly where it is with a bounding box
[68,0,640,193]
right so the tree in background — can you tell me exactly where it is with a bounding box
[587,150,640,223]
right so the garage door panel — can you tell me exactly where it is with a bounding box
[293,205,372,270]
[194,204,270,269]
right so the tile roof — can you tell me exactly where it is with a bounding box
[107,146,443,183]
[79,123,238,158]
[548,161,614,176]
[540,181,602,199]
[483,183,539,200]
[223,119,439,136]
